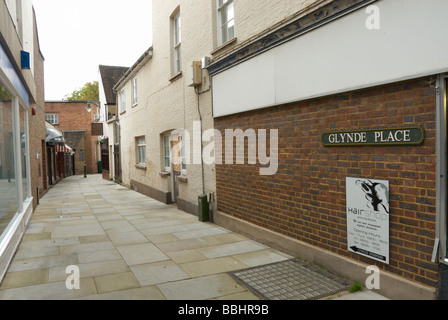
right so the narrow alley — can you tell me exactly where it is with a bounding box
[0,175,293,299]
[0,175,386,300]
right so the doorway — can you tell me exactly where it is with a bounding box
[114,144,121,182]
[113,121,122,183]
[47,147,53,186]
[101,138,109,180]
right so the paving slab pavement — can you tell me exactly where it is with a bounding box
[0,175,388,300]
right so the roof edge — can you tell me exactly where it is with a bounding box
[113,46,153,91]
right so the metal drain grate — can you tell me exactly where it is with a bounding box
[228,259,351,300]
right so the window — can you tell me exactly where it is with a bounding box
[163,135,171,171]
[163,133,187,174]
[0,49,32,271]
[136,136,146,165]
[79,150,84,162]
[0,82,18,237]
[132,77,138,106]
[217,0,235,45]
[45,114,59,125]
[120,89,126,113]
[114,121,120,143]
[172,11,182,74]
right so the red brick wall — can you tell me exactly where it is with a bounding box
[28,14,46,209]
[45,101,99,174]
[214,76,438,288]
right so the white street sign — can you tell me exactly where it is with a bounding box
[346,177,390,264]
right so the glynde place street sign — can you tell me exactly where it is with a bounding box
[322,127,425,147]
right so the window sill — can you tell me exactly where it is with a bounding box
[178,175,188,182]
[132,103,138,108]
[107,116,117,124]
[169,71,182,82]
[159,171,170,177]
[135,164,147,170]
[211,37,237,56]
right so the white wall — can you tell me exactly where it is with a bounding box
[212,0,448,117]
[22,0,34,76]
[98,69,109,138]
[5,0,18,28]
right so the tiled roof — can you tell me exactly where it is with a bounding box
[63,130,86,150]
[99,65,129,105]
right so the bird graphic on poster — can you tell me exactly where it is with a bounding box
[356,179,389,214]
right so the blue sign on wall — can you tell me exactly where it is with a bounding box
[0,43,29,106]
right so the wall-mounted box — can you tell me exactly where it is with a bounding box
[188,61,202,87]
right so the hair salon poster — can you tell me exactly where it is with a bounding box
[346,177,390,264]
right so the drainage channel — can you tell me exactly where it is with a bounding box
[228,259,352,300]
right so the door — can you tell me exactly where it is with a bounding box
[41,140,47,189]
[101,138,109,179]
[114,144,121,182]
[113,121,122,182]
[71,153,75,176]
[47,147,53,185]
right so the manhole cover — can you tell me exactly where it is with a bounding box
[228,259,351,300]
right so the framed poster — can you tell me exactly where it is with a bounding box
[346,177,390,264]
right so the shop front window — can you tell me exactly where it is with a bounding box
[0,82,18,238]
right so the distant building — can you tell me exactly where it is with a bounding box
[114,0,217,216]
[45,101,100,175]
[98,65,129,181]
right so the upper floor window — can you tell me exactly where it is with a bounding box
[217,0,235,45]
[45,114,59,125]
[132,77,138,106]
[172,11,182,75]
[120,89,126,113]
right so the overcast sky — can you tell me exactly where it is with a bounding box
[32,0,153,100]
